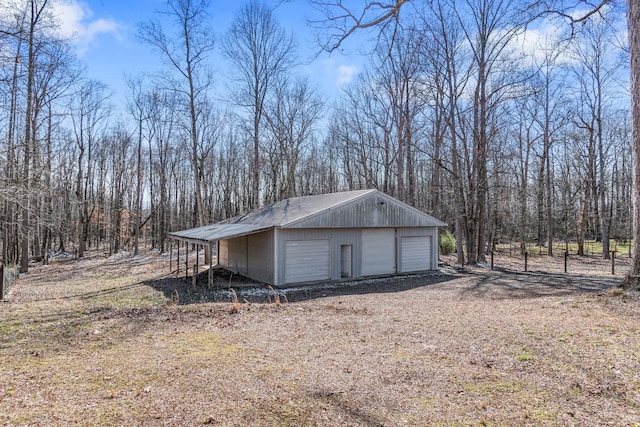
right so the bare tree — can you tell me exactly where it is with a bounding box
[571,11,623,259]
[7,0,58,272]
[147,89,179,253]
[263,77,324,199]
[531,40,570,256]
[222,0,296,209]
[454,0,529,264]
[622,0,640,289]
[138,0,215,228]
[125,75,151,256]
[421,0,470,264]
[69,80,110,258]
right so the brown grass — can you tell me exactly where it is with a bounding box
[0,250,639,426]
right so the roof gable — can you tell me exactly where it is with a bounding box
[285,190,447,228]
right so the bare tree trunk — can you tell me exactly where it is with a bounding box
[622,0,640,289]
[20,0,48,273]
[546,145,554,255]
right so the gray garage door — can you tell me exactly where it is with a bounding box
[285,240,330,284]
[401,236,432,272]
[362,229,396,276]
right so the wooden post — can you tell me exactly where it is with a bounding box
[0,264,4,300]
[524,251,528,272]
[490,252,494,270]
[208,243,213,289]
[169,242,173,272]
[177,241,181,274]
[185,243,189,280]
[564,251,568,274]
[192,264,197,288]
[195,244,199,275]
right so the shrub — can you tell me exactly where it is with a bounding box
[439,229,456,256]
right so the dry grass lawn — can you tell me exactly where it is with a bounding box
[1,250,639,426]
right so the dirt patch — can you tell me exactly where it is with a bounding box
[0,250,638,426]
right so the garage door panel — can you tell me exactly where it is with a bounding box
[285,240,330,284]
[401,236,432,272]
[362,229,395,276]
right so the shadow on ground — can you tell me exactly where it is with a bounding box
[457,267,621,299]
[143,264,623,305]
[143,267,459,304]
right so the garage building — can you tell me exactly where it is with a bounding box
[169,189,447,287]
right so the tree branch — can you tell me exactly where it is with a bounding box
[308,0,411,52]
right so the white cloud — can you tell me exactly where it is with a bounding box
[508,20,574,68]
[52,0,121,56]
[336,64,359,87]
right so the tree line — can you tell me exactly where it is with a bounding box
[0,0,631,273]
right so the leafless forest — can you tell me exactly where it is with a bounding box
[0,0,631,274]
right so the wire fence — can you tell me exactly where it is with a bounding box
[486,251,631,277]
[0,264,19,300]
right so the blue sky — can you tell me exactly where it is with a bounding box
[55,0,366,106]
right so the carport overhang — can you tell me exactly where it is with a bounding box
[168,224,276,287]
[168,223,275,246]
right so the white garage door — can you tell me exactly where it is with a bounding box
[401,236,432,272]
[285,240,330,284]
[362,229,396,276]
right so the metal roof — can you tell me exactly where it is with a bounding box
[169,189,446,244]
[169,223,273,245]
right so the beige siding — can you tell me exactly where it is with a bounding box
[247,231,274,284]
[227,236,248,274]
[219,240,229,266]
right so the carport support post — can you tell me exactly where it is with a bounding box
[195,244,199,275]
[185,243,189,280]
[208,243,213,289]
[169,243,172,272]
[176,241,180,274]
[192,264,197,289]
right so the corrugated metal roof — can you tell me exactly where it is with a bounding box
[169,189,446,243]
[222,189,375,227]
[169,223,273,245]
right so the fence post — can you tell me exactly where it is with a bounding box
[490,251,494,270]
[524,251,528,272]
[0,264,4,300]
[564,251,568,274]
